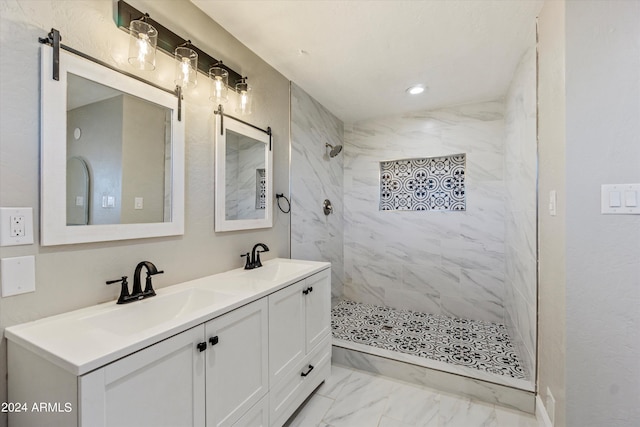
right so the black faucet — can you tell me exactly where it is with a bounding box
[241,243,270,269]
[106,261,164,304]
[133,261,164,298]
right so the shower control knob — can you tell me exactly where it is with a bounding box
[323,199,333,215]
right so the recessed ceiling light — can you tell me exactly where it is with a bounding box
[406,85,425,95]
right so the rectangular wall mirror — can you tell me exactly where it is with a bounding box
[214,115,272,232]
[40,45,185,245]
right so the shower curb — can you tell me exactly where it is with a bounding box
[332,343,536,414]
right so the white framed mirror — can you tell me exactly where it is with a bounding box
[40,45,185,245]
[214,115,272,232]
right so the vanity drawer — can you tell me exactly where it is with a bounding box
[233,395,269,427]
[269,335,331,427]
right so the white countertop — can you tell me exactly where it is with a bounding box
[4,258,330,376]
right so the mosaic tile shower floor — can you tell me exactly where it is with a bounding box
[331,300,527,380]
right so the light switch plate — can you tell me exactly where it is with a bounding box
[134,197,144,210]
[1,255,36,297]
[549,190,557,216]
[0,207,34,246]
[602,184,640,214]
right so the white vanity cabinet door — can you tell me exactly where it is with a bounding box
[205,298,269,427]
[304,269,331,353]
[268,280,305,385]
[79,326,206,427]
[268,269,332,427]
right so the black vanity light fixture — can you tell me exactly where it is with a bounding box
[39,1,254,123]
[174,41,198,90]
[127,13,157,71]
[209,61,229,104]
[235,77,253,116]
[117,0,244,93]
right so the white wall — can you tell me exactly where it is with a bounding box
[537,0,567,425]
[0,1,291,421]
[343,101,508,323]
[290,83,345,303]
[564,1,640,426]
[504,43,538,381]
[121,94,167,224]
[67,95,124,225]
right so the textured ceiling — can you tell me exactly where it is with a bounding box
[191,0,543,122]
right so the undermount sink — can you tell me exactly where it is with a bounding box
[242,260,312,282]
[81,288,237,336]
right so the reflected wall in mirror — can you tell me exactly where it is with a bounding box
[66,74,170,226]
[66,157,89,225]
[224,129,266,220]
[215,116,272,231]
[41,45,185,245]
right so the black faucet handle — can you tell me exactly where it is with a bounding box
[143,268,162,296]
[106,276,131,304]
[106,276,128,285]
[241,252,252,269]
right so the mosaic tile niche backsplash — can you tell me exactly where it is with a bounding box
[380,154,466,211]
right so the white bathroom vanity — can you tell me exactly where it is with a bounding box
[5,258,331,427]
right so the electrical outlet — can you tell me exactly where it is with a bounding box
[0,208,34,246]
[10,215,25,237]
[546,387,556,426]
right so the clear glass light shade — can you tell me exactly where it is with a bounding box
[235,78,252,115]
[128,20,157,70]
[209,66,228,103]
[174,46,198,89]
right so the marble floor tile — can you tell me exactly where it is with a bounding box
[322,370,395,427]
[383,383,440,426]
[284,394,333,427]
[438,394,498,427]
[286,364,540,427]
[378,416,426,427]
[316,365,354,399]
[493,406,539,427]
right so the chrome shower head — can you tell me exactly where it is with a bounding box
[326,143,343,158]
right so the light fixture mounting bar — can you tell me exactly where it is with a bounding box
[39,28,183,121]
[214,105,272,151]
[38,29,177,98]
[117,0,243,87]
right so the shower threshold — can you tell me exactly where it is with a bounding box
[331,299,534,392]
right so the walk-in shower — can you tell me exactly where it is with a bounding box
[290,43,538,398]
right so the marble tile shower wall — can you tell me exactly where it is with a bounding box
[290,83,345,302]
[504,46,537,376]
[343,101,507,323]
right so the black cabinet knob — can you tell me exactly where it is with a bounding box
[209,336,219,346]
[197,342,207,352]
